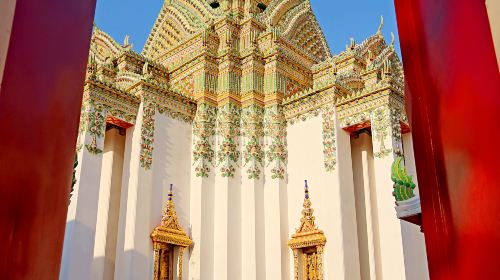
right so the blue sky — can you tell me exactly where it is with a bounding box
[94,0,401,56]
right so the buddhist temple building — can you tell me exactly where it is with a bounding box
[61,0,429,279]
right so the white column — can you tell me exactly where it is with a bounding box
[61,101,107,280]
[92,127,126,280]
[240,177,265,280]
[263,105,289,280]
[240,105,266,280]
[213,103,242,280]
[322,116,361,280]
[189,102,216,280]
[370,106,406,279]
[189,171,215,280]
[114,100,154,280]
[351,131,378,280]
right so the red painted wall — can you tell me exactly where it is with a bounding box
[394,0,500,279]
[0,1,96,279]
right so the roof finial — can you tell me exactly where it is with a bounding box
[350,37,356,50]
[377,15,384,36]
[168,183,173,201]
[304,180,309,199]
[390,32,395,48]
[124,34,130,47]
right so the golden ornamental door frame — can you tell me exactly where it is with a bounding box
[288,180,327,280]
[151,184,192,280]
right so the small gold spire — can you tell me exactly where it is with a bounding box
[124,34,130,47]
[151,184,192,247]
[297,180,317,233]
[390,32,395,48]
[377,15,384,35]
[288,181,327,280]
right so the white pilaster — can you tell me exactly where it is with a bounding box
[61,101,107,280]
[92,127,125,280]
[189,102,216,280]
[350,132,377,280]
[189,171,215,280]
[370,106,406,279]
[114,101,154,280]
[240,104,266,280]
[262,105,289,280]
[151,114,193,279]
[213,103,242,280]
[321,116,361,280]
[263,168,288,279]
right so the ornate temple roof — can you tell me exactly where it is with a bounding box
[142,0,331,62]
[142,0,219,59]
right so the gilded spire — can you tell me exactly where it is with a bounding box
[124,34,130,47]
[151,184,193,247]
[297,180,318,233]
[377,15,384,36]
[288,180,326,251]
[160,184,182,230]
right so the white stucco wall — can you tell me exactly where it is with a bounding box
[150,113,193,279]
[61,123,105,280]
[286,114,361,280]
[65,106,429,280]
[114,103,153,280]
[351,132,378,280]
[115,109,193,280]
[93,128,126,280]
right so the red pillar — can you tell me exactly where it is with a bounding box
[394,0,500,279]
[0,1,96,279]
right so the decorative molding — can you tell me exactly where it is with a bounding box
[216,102,241,178]
[193,102,217,177]
[264,104,287,180]
[242,104,265,179]
[140,99,156,170]
[79,98,107,155]
[322,105,337,172]
[371,106,393,158]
